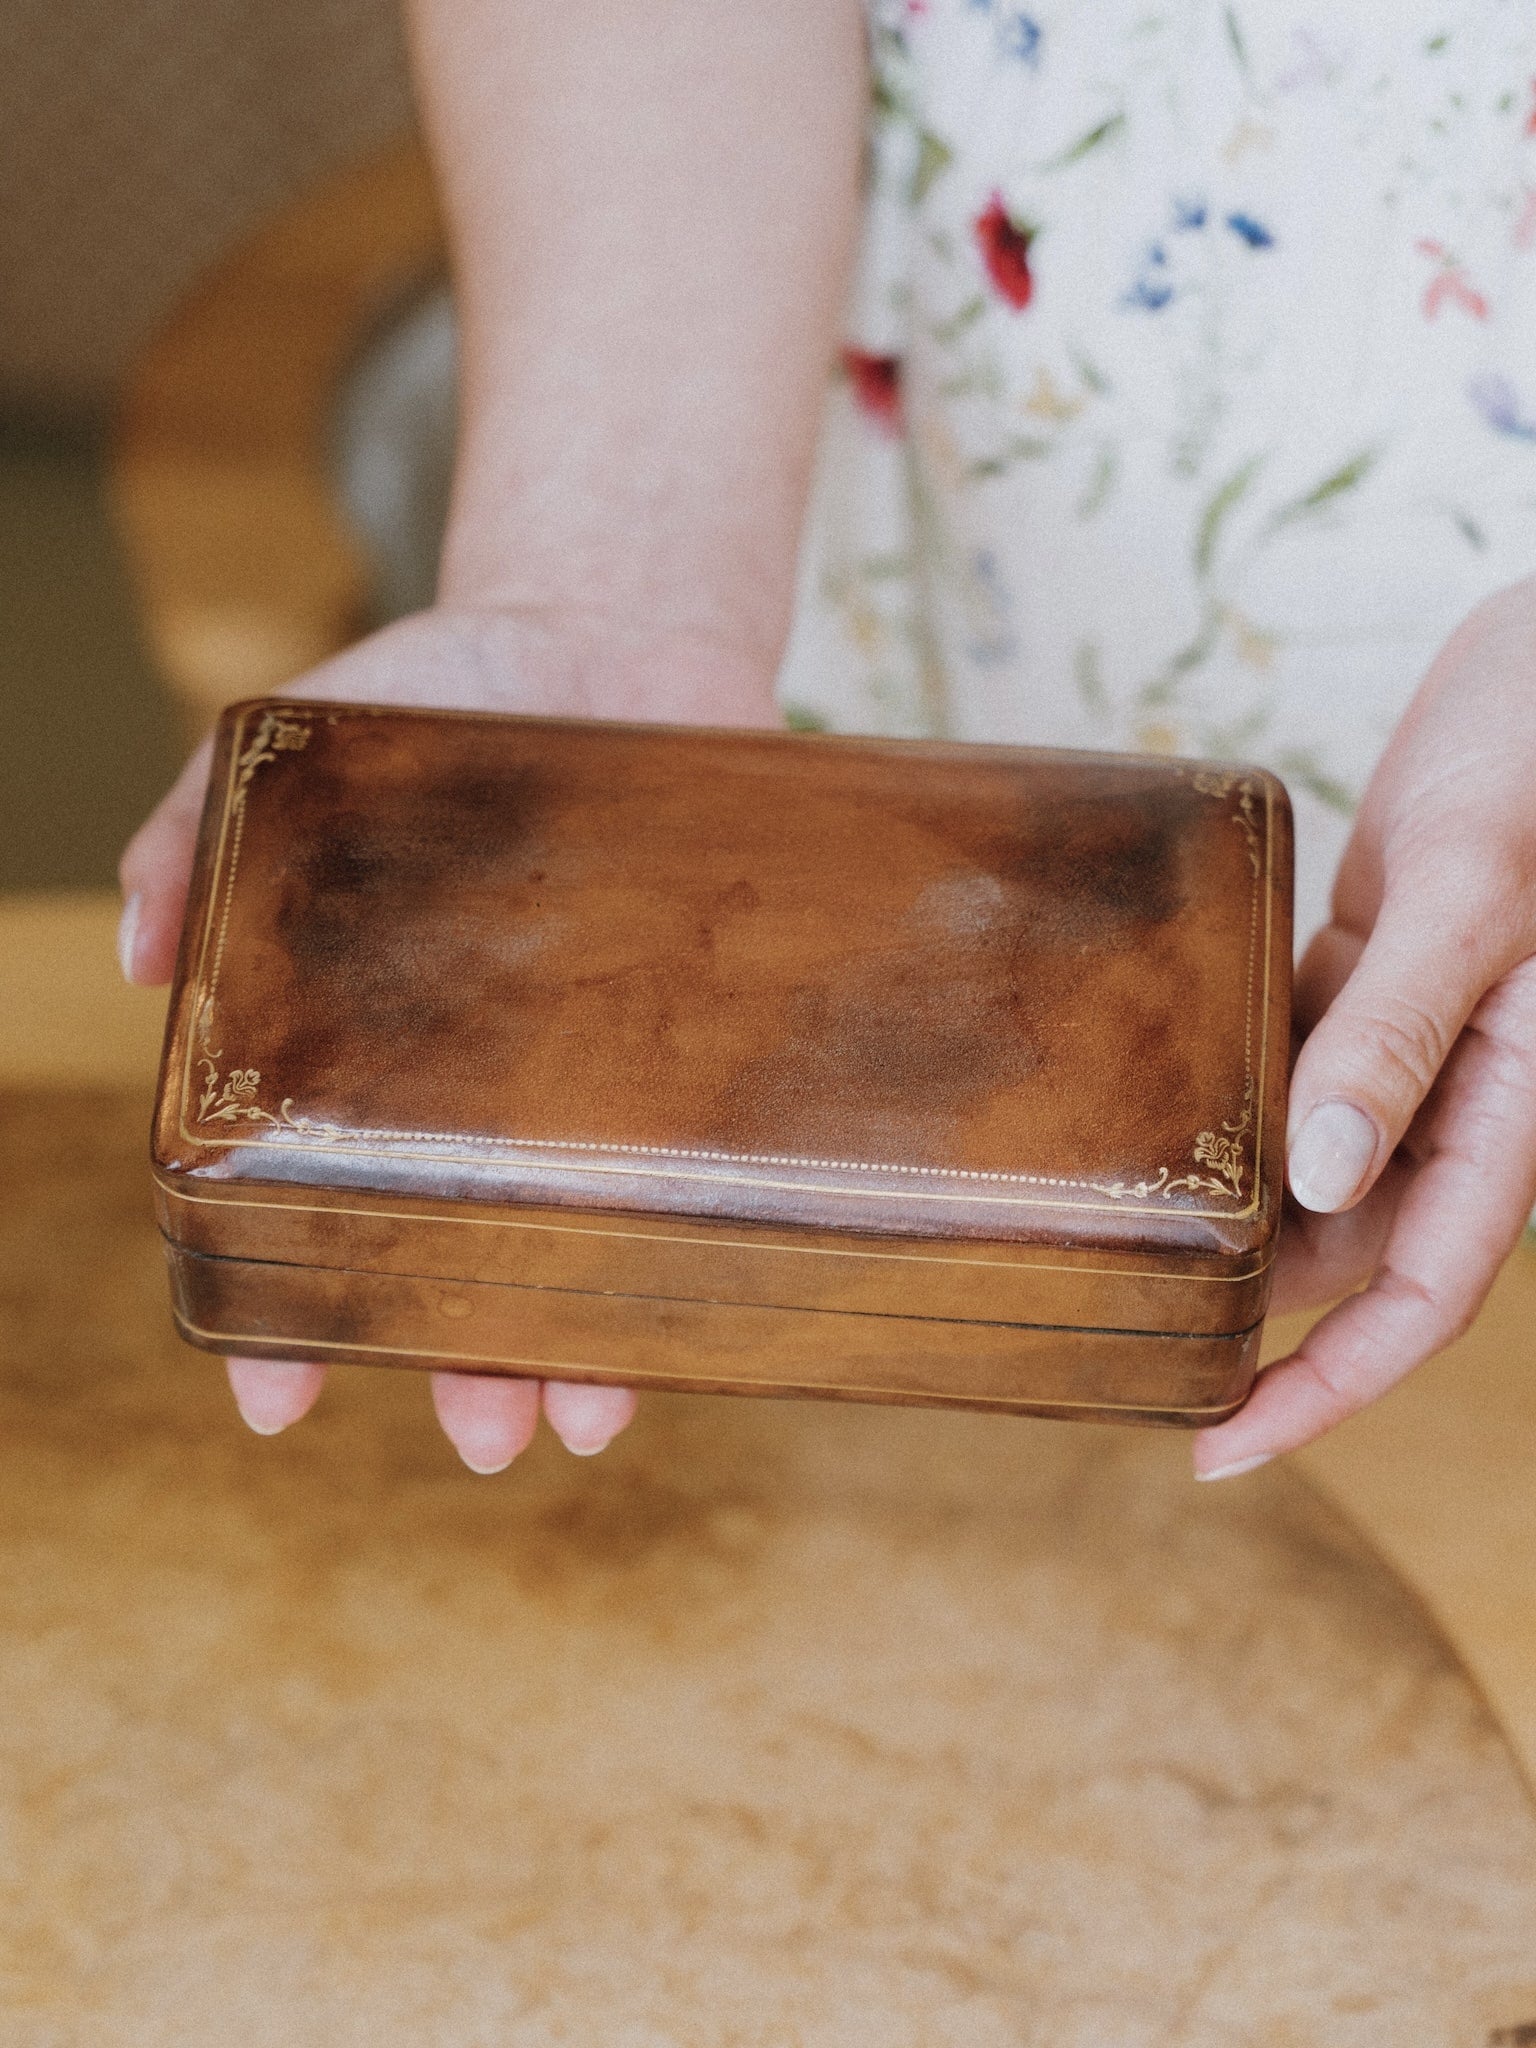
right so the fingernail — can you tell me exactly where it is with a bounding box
[232,1389,294,1437]
[238,1409,288,1438]
[456,1445,516,1476]
[1195,1453,1274,1484]
[560,1434,617,1458]
[228,1357,322,1435]
[1287,1100,1378,1214]
[117,892,142,983]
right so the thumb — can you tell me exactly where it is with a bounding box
[1284,870,1505,1215]
[117,737,214,987]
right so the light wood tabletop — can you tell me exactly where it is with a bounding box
[4,884,1536,1806]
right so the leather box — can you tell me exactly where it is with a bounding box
[153,699,1293,1426]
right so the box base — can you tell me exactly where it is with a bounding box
[165,1239,1261,1428]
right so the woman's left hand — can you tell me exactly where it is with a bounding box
[1195,574,1536,1480]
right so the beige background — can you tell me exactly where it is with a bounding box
[0,0,412,410]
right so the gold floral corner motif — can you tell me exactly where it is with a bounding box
[1192,768,1262,878]
[194,997,275,1127]
[194,1001,350,1137]
[1091,1077,1255,1206]
[235,707,311,800]
[196,1062,275,1126]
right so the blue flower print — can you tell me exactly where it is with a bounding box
[1124,198,1275,311]
[996,10,1042,64]
[1124,241,1175,312]
[1226,211,1276,249]
[966,548,1017,665]
[1469,371,1536,441]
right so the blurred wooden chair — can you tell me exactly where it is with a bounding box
[111,141,444,739]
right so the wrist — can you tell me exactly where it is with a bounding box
[419,599,784,730]
[438,517,798,705]
[436,366,813,701]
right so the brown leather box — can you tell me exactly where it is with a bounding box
[153,700,1293,1426]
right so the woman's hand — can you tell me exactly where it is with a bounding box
[1195,575,1536,1480]
[120,604,780,1469]
[116,0,865,1469]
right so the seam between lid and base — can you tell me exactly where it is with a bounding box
[153,1177,1274,1282]
[160,1235,1267,1340]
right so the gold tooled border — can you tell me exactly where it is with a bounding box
[176,703,1277,1223]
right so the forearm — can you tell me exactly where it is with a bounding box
[407,0,868,715]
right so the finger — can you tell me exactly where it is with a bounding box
[119,736,215,986]
[1285,864,1522,1217]
[542,1380,638,1456]
[1292,921,1364,1040]
[430,1370,541,1473]
[1197,974,1536,1475]
[227,1357,328,1435]
[1267,1157,1408,1317]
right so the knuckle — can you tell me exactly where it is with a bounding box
[1287,1337,1392,1437]
[1474,858,1536,951]
[1354,991,1453,1101]
[1289,1259,1471,1430]
[1428,839,1536,958]
[1376,1261,1474,1349]
[1468,957,1536,1060]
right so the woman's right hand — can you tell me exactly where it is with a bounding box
[119,603,781,1471]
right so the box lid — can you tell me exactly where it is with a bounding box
[154,701,1292,1322]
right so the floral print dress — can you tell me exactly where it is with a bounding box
[776,0,1536,941]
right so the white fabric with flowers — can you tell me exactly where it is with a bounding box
[776,0,1536,942]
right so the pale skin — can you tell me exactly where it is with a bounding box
[120,0,1536,1479]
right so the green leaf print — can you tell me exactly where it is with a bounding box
[783,704,830,733]
[870,27,919,128]
[1077,446,1118,521]
[1038,112,1126,173]
[1137,604,1222,710]
[932,295,986,347]
[871,74,909,124]
[1069,350,1112,397]
[1075,643,1110,726]
[1265,449,1378,535]
[910,131,954,206]
[939,358,1007,403]
[1193,455,1265,580]
[1200,705,1271,756]
[1275,749,1356,816]
[1224,7,1251,81]
[967,436,1053,482]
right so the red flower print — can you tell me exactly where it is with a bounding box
[1525,76,1536,137]
[841,348,904,434]
[975,192,1036,310]
[1416,238,1490,322]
